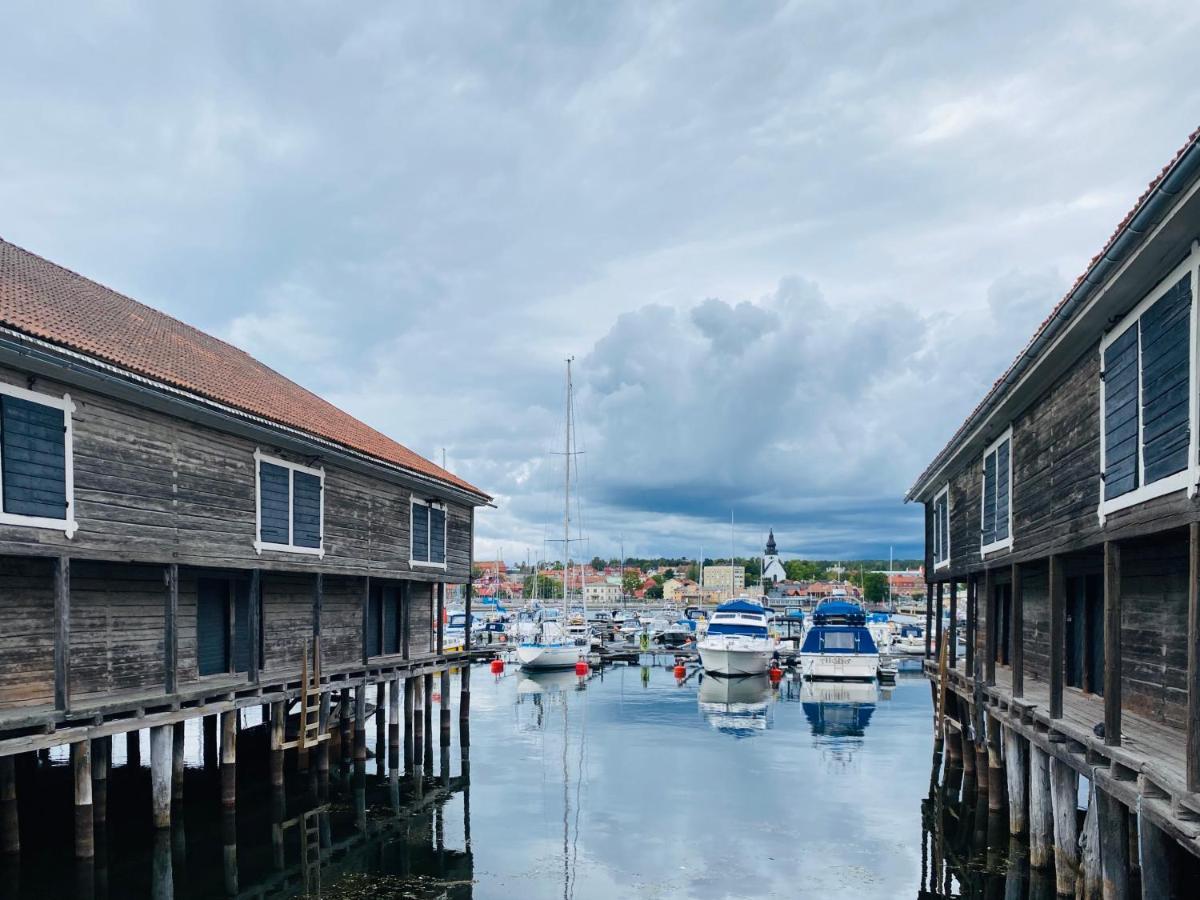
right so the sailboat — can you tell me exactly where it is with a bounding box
[518,358,590,671]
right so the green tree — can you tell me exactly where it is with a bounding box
[686,563,699,582]
[622,570,642,596]
[523,574,563,599]
[591,556,605,571]
[645,584,664,600]
[652,573,665,586]
[663,568,675,580]
[863,571,888,602]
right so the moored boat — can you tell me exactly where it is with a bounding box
[697,599,774,676]
[798,600,880,681]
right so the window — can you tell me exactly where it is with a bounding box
[366,584,403,658]
[822,631,857,651]
[196,576,261,676]
[410,498,447,568]
[1099,266,1195,519]
[0,383,76,536]
[980,428,1012,555]
[932,484,950,570]
[253,450,324,556]
[1065,574,1103,695]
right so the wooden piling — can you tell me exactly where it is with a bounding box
[1096,787,1130,899]
[91,736,108,827]
[440,669,451,748]
[986,714,1004,811]
[203,714,217,772]
[1028,743,1052,868]
[460,658,471,724]
[354,684,367,762]
[388,677,401,771]
[423,672,434,763]
[1139,812,1179,900]
[171,724,184,805]
[340,688,352,766]
[413,675,425,767]
[960,703,975,777]
[220,710,237,809]
[269,700,285,788]
[1050,757,1079,894]
[948,581,958,670]
[150,724,172,829]
[375,681,387,769]
[1002,726,1026,835]
[126,728,141,770]
[404,676,416,770]
[1080,785,1101,900]
[317,690,331,779]
[72,741,94,859]
[0,755,17,854]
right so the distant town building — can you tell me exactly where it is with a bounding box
[762,530,787,583]
[701,564,745,598]
[584,581,622,605]
[662,577,699,602]
[885,567,925,598]
[475,560,507,577]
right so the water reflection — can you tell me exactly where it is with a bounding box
[696,674,771,736]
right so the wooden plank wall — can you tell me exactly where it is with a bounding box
[1021,559,1051,684]
[322,575,365,669]
[261,573,315,675]
[409,583,434,657]
[0,365,474,583]
[0,557,55,707]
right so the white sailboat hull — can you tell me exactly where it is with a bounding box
[516,643,581,670]
[798,652,879,681]
[698,638,772,677]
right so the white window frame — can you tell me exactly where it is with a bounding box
[980,426,1014,556]
[0,382,77,537]
[410,497,448,570]
[253,448,325,557]
[1097,249,1200,523]
[933,483,950,571]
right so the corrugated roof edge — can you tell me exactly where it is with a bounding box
[904,124,1200,504]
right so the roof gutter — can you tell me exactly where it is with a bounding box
[904,135,1200,503]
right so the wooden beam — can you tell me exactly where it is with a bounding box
[984,568,996,687]
[1003,726,1027,835]
[948,581,958,669]
[1049,554,1065,719]
[1050,756,1079,895]
[72,740,93,859]
[54,556,70,712]
[1189,522,1200,792]
[435,582,445,655]
[220,710,237,808]
[1028,743,1052,868]
[150,725,172,829]
[1011,562,1023,698]
[1096,787,1130,898]
[0,755,17,854]
[964,576,975,674]
[924,583,934,658]
[935,582,944,662]
[361,576,371,665]
[313,572,323,639]
[164,563,178,694]
[402,580,411,661]
[1104,540,1121,746]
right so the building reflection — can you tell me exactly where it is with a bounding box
[697,674,772,737]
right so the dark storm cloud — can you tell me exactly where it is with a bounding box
[2,2,1200,561]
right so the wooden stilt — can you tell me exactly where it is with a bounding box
[0,755,17,854]
[960,701,976,776]
[935,581,944,661]
[126,728,141,770]
[339,688,352,766]
[1096,787,1129,899]
[459,662,471,724]
[1028,743,1052,868]
[388,678,401,771]
[269,700,285,788]
[987,714,1004,812]
[924,582,934,658]
[1139,812,1180,900]
[1079,780,1101,899]
[203,714,217,772]
[72,741,94,859]
[948,581,958,670]
[150,724,172,829]
[375,681,386,770]
[1002,726,1026,835]
[171,723,184,805]
[354,684,367,762]
[413,676,425,768]
[1050,757,1079,894]
[404,677,415,770]
[91,737,108,827]
[440,669,451,748]
[220,710,237,809]
[423,673,434,765]
[317,690,331,779]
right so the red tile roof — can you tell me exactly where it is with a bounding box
[908,124,1200,500]
[0,238,488,499]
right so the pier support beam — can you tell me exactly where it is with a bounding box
[317,690,331,783]
[1002,726,1027,835]
[354,684,367,763]
[1028,743,1052,868]
[1096,787,1129,899]
[126,728,141,770]
[171,724,184,806]
[0,756,17,854]
[220,710,237,809]
[269,700,285,788]
[986,714,1004,812]
[935,581,944,661]
[404,677,416,770]
[91,737,108,827]
[1139,812,1181,900]
[948,581,958,670]
[1050,758,1080,895]
[375,681,386,770]
[150,724,172,829]
[388,678,401,771]
[339,688,352,766]
[413,675,425,768]
[203,714,217,772]
[924,582,933,658]
[423,673,434,764]
[440,669,451,748]
[72,741,94,859]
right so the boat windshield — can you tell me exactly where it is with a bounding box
[707,622,768,637]
[823,631,857,651]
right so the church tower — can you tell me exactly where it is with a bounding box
[762,528,787,584]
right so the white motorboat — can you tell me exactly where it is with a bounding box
[798,600,880,681]
[516,618,585,670]
[697,599,774,677]
[698,674,771,734]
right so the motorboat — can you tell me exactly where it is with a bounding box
[697,599,774,677]
[657,618,695,649]
[443,609,469,651]
[516,613,585,670]
[798,600,880,681]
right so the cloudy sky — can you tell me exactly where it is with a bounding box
[3,2,1200,564]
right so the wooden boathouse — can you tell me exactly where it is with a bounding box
[908,129,1200,897]
[0,237,489,864]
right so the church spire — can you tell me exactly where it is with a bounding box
[765,529,777,557]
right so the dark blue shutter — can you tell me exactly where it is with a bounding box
[197,578,230,676]
[259,461,290,544]
[1104,325,1140,500]
[1140,274,1191,484]
[232,581,251,673]
[366,586,382,658]
[982,451,997,546]
[1,396,67,519]
[937,496,949,563]
[995,439,1010,541]
[430,507,446,564]
[383,587,400,655]
[292,471,322,549]
[412,503,429,562]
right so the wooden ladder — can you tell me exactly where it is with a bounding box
[299,807,322,894]
[935,634,949,743]
[281,637,329,752]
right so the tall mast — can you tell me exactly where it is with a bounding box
[564,357,572,604]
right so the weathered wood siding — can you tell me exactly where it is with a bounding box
[0,364,474,582]
[1020,560,1050,685]
[0,557,55,707]
[262,573,315,675]
[409,582,435,657]
[323,575,365,669]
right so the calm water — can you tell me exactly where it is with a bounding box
[1,659,1047,899]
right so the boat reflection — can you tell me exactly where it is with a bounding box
[515,668,586,732]
[697,673,771,737]
[800,679,878,740]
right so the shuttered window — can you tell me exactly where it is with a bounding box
[0,386,75,534]
[366,584,402,657]
[197,578,230,676]
[1101,271,1194,513]
[981,430,1012,554]
[254,451,324,555]
[933,486,950,569]
[410,500,447,567]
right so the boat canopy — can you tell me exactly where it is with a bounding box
[800,624,878,655]
[707,621,769,637]
[812,600,867,626]
[716,599,769,616]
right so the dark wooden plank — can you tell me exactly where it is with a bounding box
[1049,554,1064,719]
[54,556,69,711]
[313,571,323,639]
[436,582,445,655]
[985,568,996,687]
[165,563,178,694]
[964,575,974,673]
[935,582,944,661]
[402,580,411,661]
[1189,522,1200,793]
[1012,562,1024,698]
[924,583,933,659]
[361,576,370,665]
[1104,540,1122,746]
[247,568,260,684]
[948,580,958,669]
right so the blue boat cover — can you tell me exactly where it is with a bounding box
[867,612,890,623]
[800,624,878,654]
[812,600,866,625]
[716,600,769,615]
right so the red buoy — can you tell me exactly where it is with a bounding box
[490,658,505,674]
[673,664,686,679]
[768,667,783,683]
[575,660,589,676]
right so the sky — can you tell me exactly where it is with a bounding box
[3,2,1200,564]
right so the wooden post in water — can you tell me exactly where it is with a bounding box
[375,680,386,771]
[959,696,975,778]
[1139,812,1179,900]
[126,728,141,770]
[413,675,425,768]
[203,715,217,772]
[220,710,237,809]
[354,684,367,763]
[0,755,17,854]
[1028,743,1052,868]
[339,688,352,766]
[91,737,108,827]
[1096,788,1129,899]
[1103,541,1122,746]
[1079,783,1101,900]
[1050,757,1079,895]
[404,676,416,770]
[1002,726,1026,835]
[948,581,958,670]
[269,700,285,788]
[72,740,94,858]
[423,672,434,764]
[388,677,401,771]
[986,713,1004,812]
[171,724,184,805]
[150,724,172,829]
[440,669,452,748]
[317,689,331,782]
